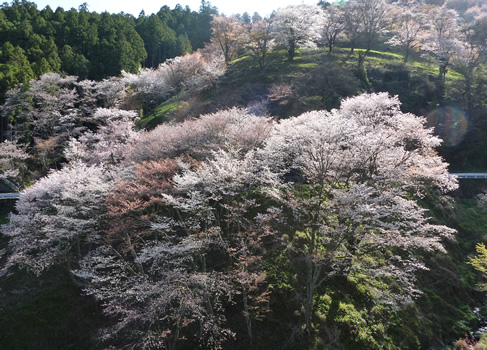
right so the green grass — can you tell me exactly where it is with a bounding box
[350,48,405,60]
[154,101,181,117]
[137,100,182,130]
[295,62,319,69]
[229,55,250,65]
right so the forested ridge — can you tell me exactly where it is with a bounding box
[0,0,218,100]
[1,0,487,349]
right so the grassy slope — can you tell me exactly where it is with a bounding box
[143,46,465,122]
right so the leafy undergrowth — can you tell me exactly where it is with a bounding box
[254,190,487,349]
[407,190,487,348]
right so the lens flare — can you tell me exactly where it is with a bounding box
[427,107,469,147]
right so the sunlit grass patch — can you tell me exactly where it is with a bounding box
[295,62,319,69]
[229,55,250,65]
[154,101,181,116]
[137,101,182,129]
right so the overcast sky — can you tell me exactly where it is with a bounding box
[31,0,321,17]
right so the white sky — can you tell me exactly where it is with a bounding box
[31,0,321,17]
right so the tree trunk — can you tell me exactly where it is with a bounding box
[242,284,253,344]
[404,46,410,63]
[439,65,447,83]
[64,258,83,287]
[169,320,181,350]
[438,65,447,102]
[288,42,295,61]
[464,70,473,112]
[349,40,356,55]
[259,41,267,71]
[304,257,314,335]
[304,257,323,336]
[357,51,368,85]
[125,232,144,273]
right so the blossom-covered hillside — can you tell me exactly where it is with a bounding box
[2,0,487,348]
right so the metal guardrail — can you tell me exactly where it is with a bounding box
[451,173,487,179]
[0,193,20,200]
[0,178,21,200]
[1,178,20,192]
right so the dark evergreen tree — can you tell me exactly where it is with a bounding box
[0,0,217,101]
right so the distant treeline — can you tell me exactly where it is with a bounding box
[0,0,219,100]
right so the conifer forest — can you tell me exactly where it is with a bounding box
[2,0,487,349]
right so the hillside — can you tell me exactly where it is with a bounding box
[140,47,487,173]
[0,0,218,102]
[0,47,486,349]
[1,1,487,349]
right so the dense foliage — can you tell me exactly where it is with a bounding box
[0,0,219,101]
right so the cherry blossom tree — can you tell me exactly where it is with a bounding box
[355,0,391,53]
[121,66,172,106]
[245,20,276,70]
[162,52,225,92]
[129,108,273,163]
[451,13,487,110]
[122,52,225,107]
[64,108,139,167]
[73,145,281,348]
[1,74,75,147]
[343,0,391,82]
[422,6,460,84]
[75,241,236,350]
[103,158,182,258]
[387,5,430,63]
[261,92,457,335]
[270,4,324,61]
[1,162,112,277]
[0,73,88,170]
[161,148,280,345]
[76,77,128,109]
[0,140,29,188]
[69,155,237,349]
[320,5,345,53]
[0,73,129,172]
[342,0,364,54]
[65,105,276,347]
[210,15,248,64]
[1,93,458,348]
